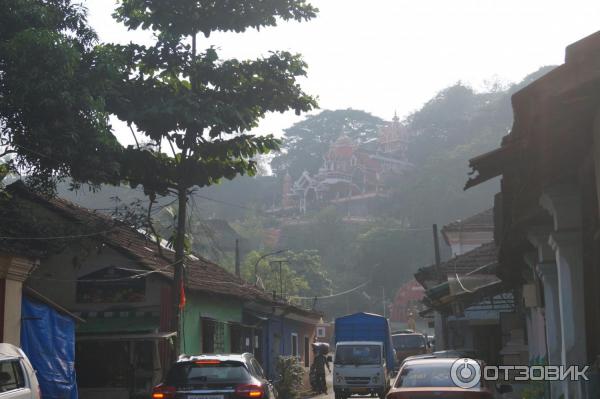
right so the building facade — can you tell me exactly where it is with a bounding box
[466,31,600,398]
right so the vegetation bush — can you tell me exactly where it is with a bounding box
[275,355,305,399]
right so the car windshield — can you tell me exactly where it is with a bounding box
[396,362,477,388]
[335,345,381,365]
[392,334,426,350]
[166,361,252,386]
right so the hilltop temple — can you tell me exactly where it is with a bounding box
[281,114,412,218]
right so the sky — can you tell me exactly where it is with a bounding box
[86,0,600,146]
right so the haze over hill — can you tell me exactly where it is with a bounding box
[58,66,555,316]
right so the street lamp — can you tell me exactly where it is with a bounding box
[253,249,288,285]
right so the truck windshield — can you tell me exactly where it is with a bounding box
[335,345,381,365]
[392,334,426,350]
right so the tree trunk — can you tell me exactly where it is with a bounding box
[173,185,187,356]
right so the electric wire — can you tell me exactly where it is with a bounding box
[290,280,370,300]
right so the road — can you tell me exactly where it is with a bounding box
[305,373,383,399]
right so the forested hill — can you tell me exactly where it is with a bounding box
[385,65,556,226]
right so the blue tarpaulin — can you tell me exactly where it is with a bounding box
[21,296,78,399]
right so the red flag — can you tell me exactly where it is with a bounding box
[179,279,186,310]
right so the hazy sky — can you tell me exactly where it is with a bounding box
[86,0,600,146]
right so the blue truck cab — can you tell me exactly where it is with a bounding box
[333,313,396,399]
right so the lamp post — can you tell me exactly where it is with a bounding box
[253,249,288,285]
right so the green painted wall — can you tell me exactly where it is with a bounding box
[181,292,243,355]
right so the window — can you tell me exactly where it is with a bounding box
[291,333,299,357]
[201,318,226,353]
[166,361,252,387]
[0,360,25,393]
[76,267,146,303]
[334,345,381,366]
[316,327,326,338]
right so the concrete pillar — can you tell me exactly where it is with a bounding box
[592,108,600,215]
[523,252,547,362]
[538,262,563,399]
[433,311,446,351]
[540,187,586,399]
[0,255,37,346]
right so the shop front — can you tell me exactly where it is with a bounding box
[75,310,175,399]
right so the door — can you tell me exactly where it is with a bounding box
[304,336,310,367]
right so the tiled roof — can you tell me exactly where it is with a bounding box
[415,242,498,286]
[441,208,494,233]
[4,183,320,318]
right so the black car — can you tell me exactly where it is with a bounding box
[152,353,275,399]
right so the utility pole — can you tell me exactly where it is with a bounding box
[270,260,289,299]
[382,285,386,318]
[432,223,447,350]
[433,224,442,278]
[235,239,240,277]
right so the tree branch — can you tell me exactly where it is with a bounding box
[147,197,164,257]
[128,124,141,149]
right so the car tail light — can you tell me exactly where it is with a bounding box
[235,383,264,398]
[151,384,176,399]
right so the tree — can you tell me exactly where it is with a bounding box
[242,251,309,298]
[271,109,386,177]
[0,0,123,192]
[102,0,318,354]
[240,249,330,298]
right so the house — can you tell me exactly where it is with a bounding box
[280,114,412,217]
[441,208,494,257]
[415,242,514,365]
[388,279,426,332]
[465,31,600,398]
[0,196,81,398]
[413,208,512,361]
[315,319,333,346]
[0,182,321,398]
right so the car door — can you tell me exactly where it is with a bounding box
[0,358,32,398]
[250,358,273,398]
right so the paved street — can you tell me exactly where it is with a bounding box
[304,373,383,399]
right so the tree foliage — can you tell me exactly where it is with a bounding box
[0,0,123,191]
[100,0,317,353]
[241,249,331,298]
[100,0,318,197]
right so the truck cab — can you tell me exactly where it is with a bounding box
[333,341,389,399]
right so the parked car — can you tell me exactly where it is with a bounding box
[386,358,502,399]
[0,343,40,399]
[400,349,482,367]
[391,333,430,364]
[152,353,275,399]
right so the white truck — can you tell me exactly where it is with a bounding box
[332,313,395,399]
[333,341,389,399]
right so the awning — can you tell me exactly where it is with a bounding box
[77,331,176,342]
[465,144,517,190]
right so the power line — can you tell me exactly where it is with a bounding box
[290,280,370,300]
[193,194,258,212]
[0,228,118,240]
[27,259,179,283]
